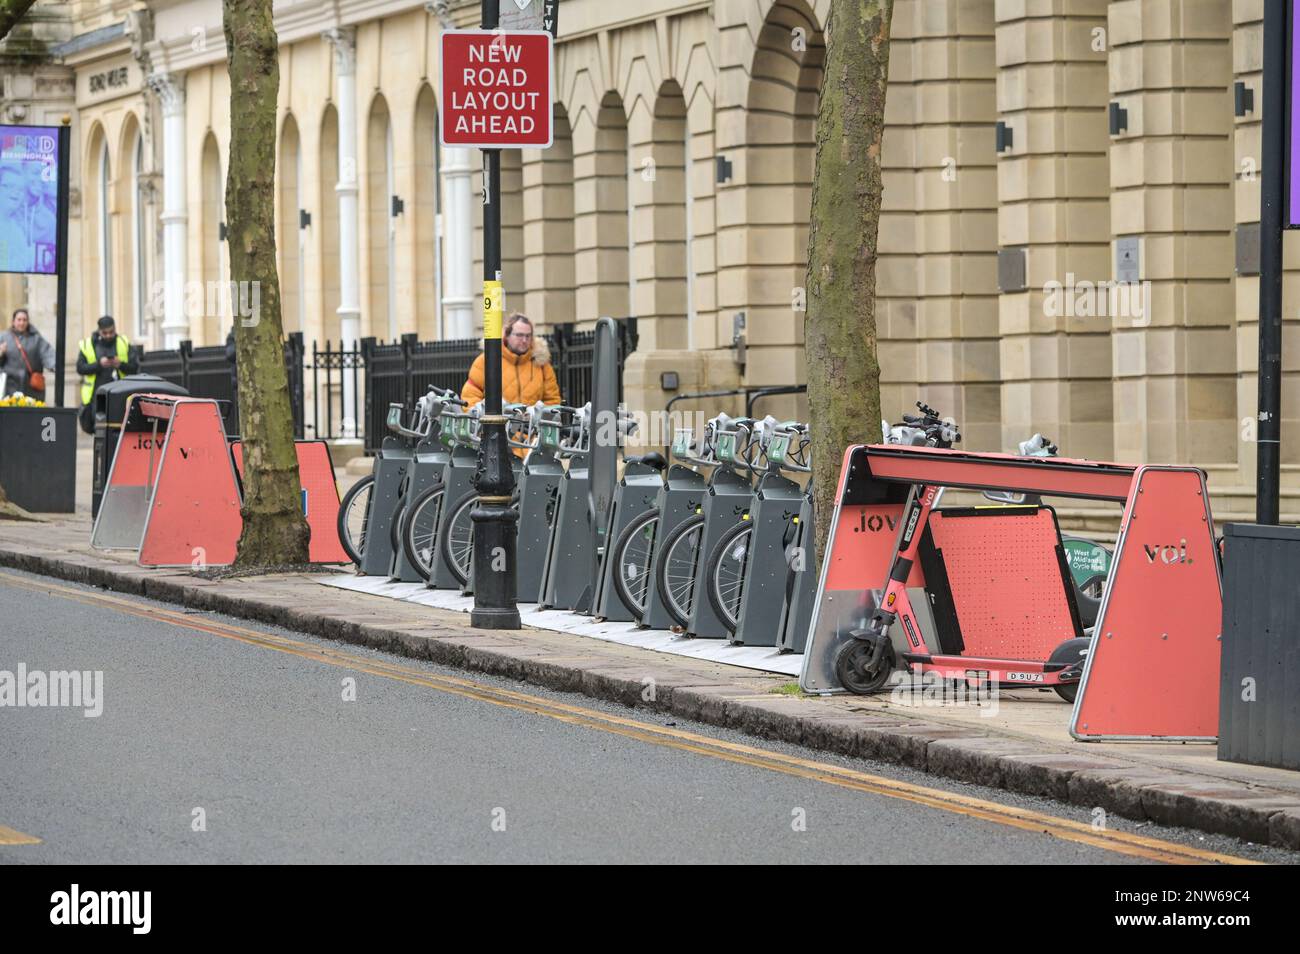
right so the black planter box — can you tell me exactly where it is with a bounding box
[0,406,78,513]
[1219,523,1300,770]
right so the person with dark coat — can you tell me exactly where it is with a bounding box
[225,329,237,389]
[0,308,56,402]
[76,316,138,433]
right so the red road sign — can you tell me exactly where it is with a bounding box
[440,30,553,149]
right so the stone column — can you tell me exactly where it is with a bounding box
[324,26,361,435]
[440,144,477,339]
[148,72,189,350]
[521,118,575,328]
[995,0,1111,458]
[1107,0,1235,465]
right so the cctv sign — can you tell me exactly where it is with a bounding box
[440,31,553,149]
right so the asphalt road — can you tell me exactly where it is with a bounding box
[0,567,1290,865]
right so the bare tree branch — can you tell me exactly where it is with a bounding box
[0,0,39,44]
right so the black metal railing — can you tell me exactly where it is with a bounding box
[137,347,185,387]
[551,319,639,409]
[141,320,637,454]
[356,334,483,453]
[356,319,638,454]
[309,338,364,443]
[140,332,305,438]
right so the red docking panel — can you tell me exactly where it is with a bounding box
[105,423,164,492]
[920,507,1080,662]
[137,400,242,567]
[859,445,1137,501]
[823,503,924,592]
[1071,467,1222,741]
[231,440,349,565]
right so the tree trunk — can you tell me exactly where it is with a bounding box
[223,0,309,566]
[805,0,893,566]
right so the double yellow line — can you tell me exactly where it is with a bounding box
[0,570,1259,865]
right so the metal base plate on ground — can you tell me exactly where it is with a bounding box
[316,574,801,676]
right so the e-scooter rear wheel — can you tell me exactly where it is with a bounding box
[1049,637,1091,703]
[834,637,897,695]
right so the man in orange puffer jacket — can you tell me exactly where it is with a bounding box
[461,312,563,408]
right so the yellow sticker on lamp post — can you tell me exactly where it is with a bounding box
[483,280,504,339]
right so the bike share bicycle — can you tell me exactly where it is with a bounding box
[606,425,709,628]
[648,414,769,636]
[336,387,462,576]
[536,403,646,612]
[382,387,468,582]
[707,418,813,647]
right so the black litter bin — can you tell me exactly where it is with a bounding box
[92,375,189,519]
[1219,523,1300,771]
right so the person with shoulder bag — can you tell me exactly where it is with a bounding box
[0,307,56,402]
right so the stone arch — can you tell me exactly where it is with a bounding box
[501,148,524,311]
[878,0,1001,450]
[628,81,689,351]
[742,0,823,391]
[679,26,719,348]
[522,103,575,329]
[571,91,631,325]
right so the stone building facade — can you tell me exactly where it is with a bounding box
[0,0,1292,518]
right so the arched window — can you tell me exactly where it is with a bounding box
[414,84,441,338]
[132,135,145,341]
[279,116,303,334]
[366,95,394,339]
[386,120,396,339]
[200,134,224,344]
[98,140,112,319]
[320,104,341,343]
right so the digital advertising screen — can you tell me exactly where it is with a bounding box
[0,124,61,275]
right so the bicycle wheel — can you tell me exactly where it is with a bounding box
[707,520,752,635]
[438,489,478,586]
[399,481,446,582]
[337,474,375,567]
[610,507,659,620]
[782,517,805,611]
[654,513,706,628]
[390,484,406,556]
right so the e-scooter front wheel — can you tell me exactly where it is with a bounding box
[834,635,897,694]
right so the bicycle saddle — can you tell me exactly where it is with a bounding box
[626,451,667,471]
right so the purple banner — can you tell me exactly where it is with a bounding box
[1291,2,1300,226]
[0,125,61,275]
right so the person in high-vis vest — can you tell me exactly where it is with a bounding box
[76,315,138,433]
